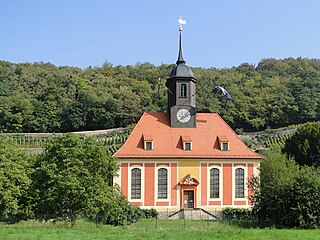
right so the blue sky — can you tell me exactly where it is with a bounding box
[1,0,320,69]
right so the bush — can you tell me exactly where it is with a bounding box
[222,208,253,221]
[142,208,158,219]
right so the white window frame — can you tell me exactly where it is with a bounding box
[144,141,153,150]
[207,165,223,201]
[155,165,170,202]
[183,141,192,151]
[128,165,144,202]
[232,165,247,201]
[220,142,229,151]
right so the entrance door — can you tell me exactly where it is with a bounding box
[183,190,194,208]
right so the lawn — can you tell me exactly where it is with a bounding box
[0,219,320,240]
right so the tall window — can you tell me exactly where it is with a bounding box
[210,168,219,198]
[180,83,187,98]
[131,168,141,199]
[158,168,168,199]
[235,168,245,198]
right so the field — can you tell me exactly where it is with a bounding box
[1,219,320,240]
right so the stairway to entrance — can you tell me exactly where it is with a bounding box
[167,208,221,220]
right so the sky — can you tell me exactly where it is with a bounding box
[1,0,320,69]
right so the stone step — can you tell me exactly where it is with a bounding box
[164,208,220,220]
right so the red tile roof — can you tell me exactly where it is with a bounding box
[143,134,153,141]
[218,135,229,142]
[114,112,262,159]
[182,135,192,142]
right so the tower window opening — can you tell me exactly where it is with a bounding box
[179,83,188,98]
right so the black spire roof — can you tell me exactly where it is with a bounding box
[169,28,195,79]
[176,31,186,65]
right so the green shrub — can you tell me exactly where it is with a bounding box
[222,208,252,221]
[142,208,158,218]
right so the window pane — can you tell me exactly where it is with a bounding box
[222,143,228,151]
[158,168,167,199]
[210,168,219,198]
[184,142,191,151]
[180,83,187,98]
[131,168,141,199]
[235,168,244,198]
[145,141,152,150]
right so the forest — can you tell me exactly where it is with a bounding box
[0,57,320,133]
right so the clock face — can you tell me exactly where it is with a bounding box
[177,109,191,123]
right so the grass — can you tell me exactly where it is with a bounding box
[0,219,320,240]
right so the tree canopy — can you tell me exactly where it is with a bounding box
[32,134,116,217]
[31,134,144,225]
[251,151,320,228]
[0,58,320,133]
[283,121,320,167]
[0,137,32,221]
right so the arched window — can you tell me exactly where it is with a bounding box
[131,168,141,199]
[158,168,168,199]
[235,168,245,198]
[210,168,219,198]
[179,83,188,98]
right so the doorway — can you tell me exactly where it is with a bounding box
[183,190,194,208]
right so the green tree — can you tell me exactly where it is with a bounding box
[0,137,32,221]
[32,134,118,219]
[283,122,320,167]
[251,151,320,228]
[251,151,299,226]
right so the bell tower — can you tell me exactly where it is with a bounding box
[166,17,197,128]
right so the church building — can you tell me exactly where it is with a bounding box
[114,21,261,213]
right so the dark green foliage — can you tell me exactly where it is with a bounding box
[142,208,158,219]
[1,58,320,133]
[0,137,33,222]
[251,151,320,228]
[31,134,138,226]
[222,208,252,221]
[287,167,320,228]
[283,122,320,167]
[88,191,145,226]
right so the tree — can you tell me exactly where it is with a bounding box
[251,151,299,227]
[0,137,32,221]
[251,151,320,228]
[283,122,320,167]
[32,134,118,220]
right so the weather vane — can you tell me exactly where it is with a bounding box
[178,15,186,32]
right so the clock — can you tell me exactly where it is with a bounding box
[177,109,191,123]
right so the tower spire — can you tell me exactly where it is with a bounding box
[177,15,186,65]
